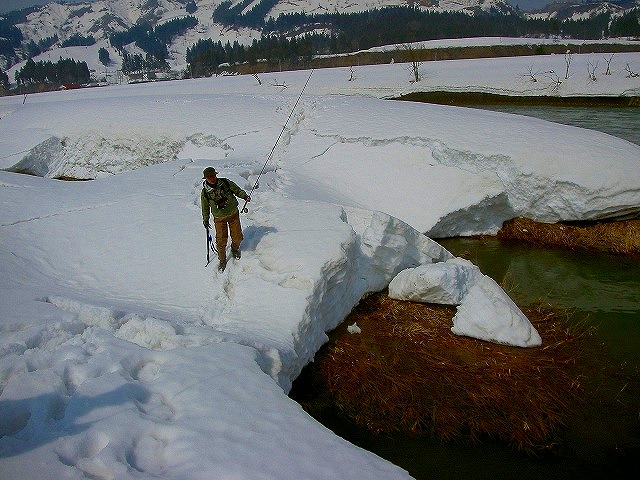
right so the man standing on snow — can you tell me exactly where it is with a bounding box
[201,167,250,272]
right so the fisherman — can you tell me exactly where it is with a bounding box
[201,167,250,272]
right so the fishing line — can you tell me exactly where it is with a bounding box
[240,69,314,213]
[0,148,32,161]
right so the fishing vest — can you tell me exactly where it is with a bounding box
[203,178,232,210]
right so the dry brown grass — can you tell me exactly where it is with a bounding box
[302,292,601,456]
[497,217,640,255]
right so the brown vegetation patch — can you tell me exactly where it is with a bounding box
[498,217,640,255]
[397,91,640,107]
[292,292,639,457]
[54,176,93,181]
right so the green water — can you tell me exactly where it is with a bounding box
[439,237,640,366]
[469,105,640,146]
[291,238,640,480]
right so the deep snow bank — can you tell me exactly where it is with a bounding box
[2,77,638,235]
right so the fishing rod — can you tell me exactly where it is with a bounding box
[240,69,314,214]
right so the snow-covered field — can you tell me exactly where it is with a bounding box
[1,58,639,479]
[7,34,640,88]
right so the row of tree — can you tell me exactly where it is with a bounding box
[262,7,640,45]
[185,6,640,75]
[187,35,317,76]
[120,51,169,75]
[14,57,90,85]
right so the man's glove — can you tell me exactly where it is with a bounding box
[204,220,210,229]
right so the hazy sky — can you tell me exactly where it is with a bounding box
[0,0,570,15]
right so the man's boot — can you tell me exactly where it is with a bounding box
[232,248,241,260]
[218,253,227,272]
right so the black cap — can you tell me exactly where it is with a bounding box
[203,167,217,178]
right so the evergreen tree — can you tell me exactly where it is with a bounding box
[610,9,640,37]
[186,1,197,14]
[98,47,111,66]
[1,68,9,90]
[61,34,96,47]
[38,35,58,52]
[14,57,90,85]
[26,41,41,58]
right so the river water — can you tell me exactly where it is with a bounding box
[291,105,640,479]
[469,104,640,146]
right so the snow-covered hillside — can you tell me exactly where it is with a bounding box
[528,0,637,21]
[1,0,520,71]
[11,0,515,45]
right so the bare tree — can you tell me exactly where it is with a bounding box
[625,63,639,78]
[587,60,598,82]
[523,65,541,83]
[402,44,423,83]
[270,78,288,91]
[603,54,614,75]
[545,70,563,92]
[564,50,573,79]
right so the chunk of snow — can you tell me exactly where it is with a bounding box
[347,322,362,334]
[453,275,542,347]
[389,258,541,347]
[388,258,481,305]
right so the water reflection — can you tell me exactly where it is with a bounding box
[438,237,640,364]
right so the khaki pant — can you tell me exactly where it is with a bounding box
[214,209,243,263]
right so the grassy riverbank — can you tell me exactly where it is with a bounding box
[397,91,640,107]
[290,289,640,477]
[497,218,640,255]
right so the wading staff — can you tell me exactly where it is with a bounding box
[240,69,314,214]
[205,227,214,267]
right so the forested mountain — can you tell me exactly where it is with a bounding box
[1,0,638,87]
